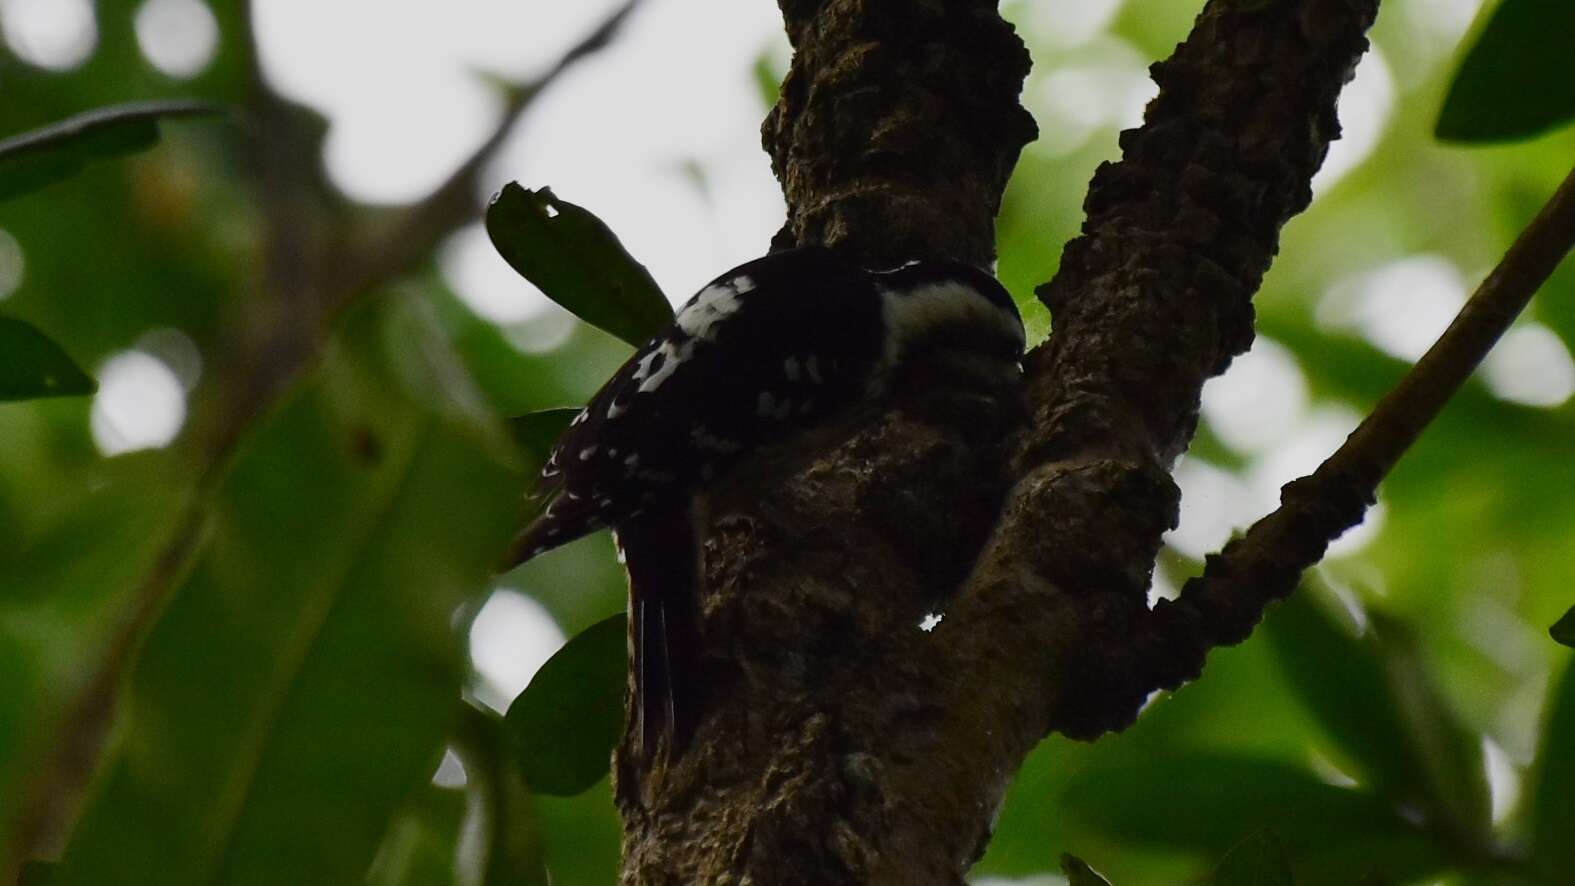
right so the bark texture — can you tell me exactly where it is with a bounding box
[616,1,1379,883]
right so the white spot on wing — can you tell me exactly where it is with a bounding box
[757,391,775,418]
[676,280,744,341]
[607,399,627,419]
[636,338,695,393]
[579,446,598,461]
[571,409,589,426]
[784,356,800,381]
[806,355,824,384]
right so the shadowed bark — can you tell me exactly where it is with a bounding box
[615,0,1381,883]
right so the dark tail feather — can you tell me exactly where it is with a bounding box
[617,504,704,762]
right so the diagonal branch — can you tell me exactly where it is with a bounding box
[1135,161,1575,693]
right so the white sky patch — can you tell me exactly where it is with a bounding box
[1010,0,1123,49]
[1028,37,1155,157]
[430,748,467,789]
[1480,323,1575,408]
[0,228,24,300]
[491,0,789,301]
[0,0,96,70]
[1165,456,1256,560]
[253,0,787,292]
[502,311,577,355]
[468,588,566,713]
[134,327,203,392]
[135,0,219,79]
[1312,46,1394,198]
[90,350,187,456]
[1201,336,1310,455]
[439,222,557,324]
[1483,736,1521,825]
[1320,254,1468,363]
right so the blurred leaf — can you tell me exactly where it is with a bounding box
[19,861,53,885]
[1552,607,1575,648]
[1529,659,1575,876]
[366,787,466,886]
[0,100,223,201]
[752,51,783,110]
[1061,853,1114,886]
[504,613,627,797]
[1210,829,1294,886]
[507,408,580,463]
[1436,0,1575,143]
[1262,588,1491,847]
[485,183,672,348]
[454,705,549,886]
[54,301,521,886]
[0,317,96,400]
[1063,754,1447,884]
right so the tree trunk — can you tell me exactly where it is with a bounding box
[615,1,1379,882]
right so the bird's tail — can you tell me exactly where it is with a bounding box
[615,504,705,763]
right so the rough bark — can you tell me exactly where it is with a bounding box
[615,0,1379,883]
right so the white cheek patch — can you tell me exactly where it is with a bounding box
[676,279,745,342]
[878,281,1025,368]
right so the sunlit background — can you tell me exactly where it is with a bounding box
[1,0,1573,883]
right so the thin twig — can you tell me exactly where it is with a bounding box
[1139,161,1575,694]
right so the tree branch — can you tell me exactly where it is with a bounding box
[1135,160,1575,695]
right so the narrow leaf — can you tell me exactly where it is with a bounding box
[1263,588,1491,846]
[0,100,224,200]
[1529,660,1575,876]
[367,787,466,886]
[54,301,521,886]
[507,408,580,463]
[1060,853,1114,886]
[504,613,627,797]
[1552,606,1575,648]
[1063,754,1447,885]
[1211,829,1294,886]
[485,183,672,347]
[1436,0,1575,142]
[453,706,549,886]
[0,317,95,400]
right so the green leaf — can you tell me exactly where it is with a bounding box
[1262,588,1491,847]
[1552,606,1575,648]
[53,300,522,886]
[1060,853,1114,886]
[485,183,672,348]
[1062,754,1447,885]
[1436,0,1575,142]
[0,317,96,400]
[453,705,550,886]
[1529,659,1575,876]
[507,408,580,463]
[504,613,627,797]
[1211,829,1294,886]
[19,862,54,885]
[0,100,224,200]
[367,787,466,886]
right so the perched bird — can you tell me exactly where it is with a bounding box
[502,246,1025,759]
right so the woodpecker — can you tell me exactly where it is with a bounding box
[503,247,1025,759]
